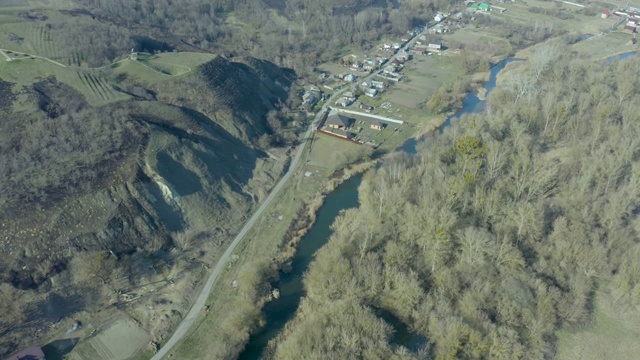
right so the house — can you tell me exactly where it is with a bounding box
[428,43,443,52]
[344,73,358,82]
[435,12,447,22]
[412,45,427,54]
[371,122,385,130]
[624,25,637,33]
[361,79,373,89]
[325,114,352,129]
[335,97,353,107]
[371,80,385,89]
[4,345,46,360]
[301,90,320,111]
[393,43,401,49]
[471,3,491,11]
[383,43,391,49]
[432,24,449,34]
[396,50,410,62]
[365,88,378,97]
[602,9,610,18]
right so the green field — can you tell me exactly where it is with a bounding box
[0,56,129,106]
[556,292,640,360]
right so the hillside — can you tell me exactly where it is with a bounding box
[153,55,296,142]
[0,50,295,355]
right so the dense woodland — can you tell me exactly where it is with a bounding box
[265,45,640,359]
[67,0,556,73]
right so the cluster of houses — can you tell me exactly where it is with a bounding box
[361,78,386,98]
[612,8,640,34]
[300,86,323,111]
[342,54,385,72]
[335,91,357,107]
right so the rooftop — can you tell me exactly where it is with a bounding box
[325,113,352,128]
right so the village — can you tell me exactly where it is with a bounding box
[296,0,640,151]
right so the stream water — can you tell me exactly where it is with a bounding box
[238,176,362,359]
[238,58,515,359]
[608,51,637,63]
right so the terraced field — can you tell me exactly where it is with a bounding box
[76,70,119,102]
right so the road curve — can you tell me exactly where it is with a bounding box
[150,88,347,360]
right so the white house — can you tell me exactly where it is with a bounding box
[365,88,378,97]
[435,13,447,22]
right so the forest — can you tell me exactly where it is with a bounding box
[264,44,640,359]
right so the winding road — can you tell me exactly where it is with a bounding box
[150,87,347,360]
[150,20,436,360]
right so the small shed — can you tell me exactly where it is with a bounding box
[371,122,385,130]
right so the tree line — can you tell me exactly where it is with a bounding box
[263,43,640,359]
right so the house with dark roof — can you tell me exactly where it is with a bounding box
[325,114,352,129]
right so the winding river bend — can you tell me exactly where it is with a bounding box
[238,58,515,359]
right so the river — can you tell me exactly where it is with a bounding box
[238,175,362,359]
[238,58,515,359]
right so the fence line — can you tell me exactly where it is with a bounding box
[331,107,404,125]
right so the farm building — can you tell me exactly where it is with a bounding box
[325,127,352,139]
[325,114,352,129]
[428,43,443,52]
[412,45,427,54]
[602,9,610,18]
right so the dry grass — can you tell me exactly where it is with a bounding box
[491,0,609,34]
[555,292,640,360]
[571,31,636,59]
[68,317,151,360]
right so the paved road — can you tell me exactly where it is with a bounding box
[150,20,439,360]
[150,87,347,360]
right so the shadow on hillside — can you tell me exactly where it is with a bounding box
[42,338,79,360]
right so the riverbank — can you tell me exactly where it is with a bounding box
[275,160,376,263]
